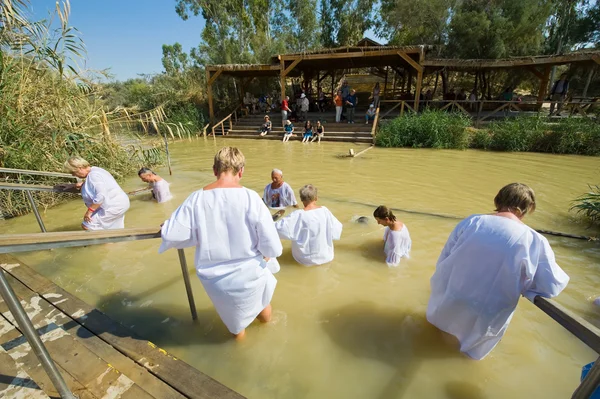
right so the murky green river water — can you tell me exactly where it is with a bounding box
[2,138,599,398]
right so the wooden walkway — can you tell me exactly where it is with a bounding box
[0,254,244,399]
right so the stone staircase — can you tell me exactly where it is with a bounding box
[223,112,374,143]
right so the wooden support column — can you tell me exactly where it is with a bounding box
[206,69,214,124]
[537,66,552,103]
[414,70,423,111]
[279,57,301,102]
[382,67,389,101]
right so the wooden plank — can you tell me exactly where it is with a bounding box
[593,55,600,65]
[281,48,418,61]
[1,259,245,399]
[534,296,600,354]
[0,259,183,398]
[397,51,423,73]
[280,59,286,106]
[423,52,600,68]
[282,58,301,77]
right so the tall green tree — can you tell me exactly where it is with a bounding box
[162,43,189,75]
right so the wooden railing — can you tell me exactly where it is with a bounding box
[210,104,248,137]
[370,106,380,141]
[379,98,599,126]
[0,167,77,180]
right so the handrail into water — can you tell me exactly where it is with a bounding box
[0,230,599,396]
[211,104,245,137]
[0,167,77,179]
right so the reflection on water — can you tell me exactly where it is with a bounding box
[2,139,600,398]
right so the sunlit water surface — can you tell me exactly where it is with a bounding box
[2,139,600,398]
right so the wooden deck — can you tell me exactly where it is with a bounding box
[0,254,244,399]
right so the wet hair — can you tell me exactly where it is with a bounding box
[373,205,396,222]
[494,183,536,217]
[64,156,90,173]
[138,167,155,176]
[213,147,245,175]
[299,184,318,203]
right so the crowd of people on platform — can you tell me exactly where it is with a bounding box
[58,147,589,361]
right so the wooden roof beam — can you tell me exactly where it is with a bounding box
[526,66,545,80]
[397,51,423,73]
[280,48,418,61]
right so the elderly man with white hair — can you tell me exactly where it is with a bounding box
[275,184,343,266]
[263,169,298,209]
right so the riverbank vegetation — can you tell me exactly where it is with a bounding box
[571,186,600,226]
[375,112,600,156]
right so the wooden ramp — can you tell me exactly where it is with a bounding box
[0,254,244,399]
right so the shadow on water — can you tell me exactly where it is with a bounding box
[321,301,468,399]
[85,289,232,346]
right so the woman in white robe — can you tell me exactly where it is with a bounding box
[426,183,569,360]
[138,167,173,203]
[373,206,411,266]
[275,184,342,266]
[64,157,130,230]
[159,147,283,339]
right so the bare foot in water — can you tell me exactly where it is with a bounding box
[257,304,272,323]
[234,329,246,340]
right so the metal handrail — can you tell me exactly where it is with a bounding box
[0,167,77,179]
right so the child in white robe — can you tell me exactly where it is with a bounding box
[373,206,411,266]
[427,183,569,360]
[159,147,283,339]
[275,184,343,266]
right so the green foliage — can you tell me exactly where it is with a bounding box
[375,110,471,149]
[376,113,600,156]
[571,185,600,225]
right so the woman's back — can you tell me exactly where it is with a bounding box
[159,188,282,278]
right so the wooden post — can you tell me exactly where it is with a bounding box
[537,66,552,103]
[582,66,595,98]
[331,70,335,97]
[207,69,214,124]
[280,58,286,105]
[391,71,396,99]
[382,67,389,101]
[414,70,423,112]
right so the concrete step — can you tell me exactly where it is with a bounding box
[224,133,373,143]
[229,130,372,138]
[232,125,373,133]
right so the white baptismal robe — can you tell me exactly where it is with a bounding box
[81,166,130,230]
[263,182,297,209]
[275,207,343,266]
[383,225,412,267]
[151,179,173,203]
[427,214,569,360]
[159,187,283,334]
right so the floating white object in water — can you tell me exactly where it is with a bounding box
[349,149,355,157]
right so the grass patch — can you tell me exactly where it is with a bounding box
[571,185,600,226]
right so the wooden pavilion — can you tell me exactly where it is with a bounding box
[205,42,600,122]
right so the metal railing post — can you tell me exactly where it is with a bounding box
[26,190,47,233]
[177,249,198,321]
[0,270,76,399]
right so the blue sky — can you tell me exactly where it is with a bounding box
[28,0,205,81]
[27,1,381,81]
